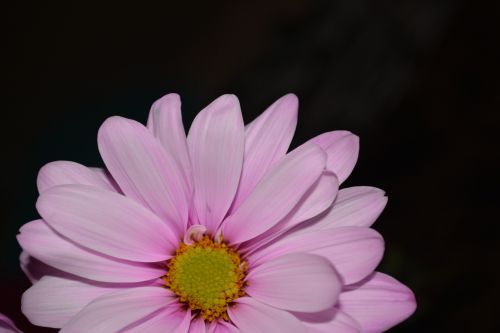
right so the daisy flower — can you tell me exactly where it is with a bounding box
[0,313,22,333]
[18,94,416,332]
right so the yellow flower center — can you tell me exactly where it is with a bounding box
[164,236,247,321]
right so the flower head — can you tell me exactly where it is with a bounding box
[19,93,416,332]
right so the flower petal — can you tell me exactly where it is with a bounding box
[37,161,114,193]
[89,167,122,192]
[121,306,191,333]
[147,93,192,194]
[98,116,189,237]
[187,94,245,232]
[0,313,22,333]
[305,187,387,231]
[208,321,241,333]
[20,251,62,283]
[249,227,384,284]
[228,297,306,333]
[308,130,353,150]
[22,276,124,328]
[295,308,361,333]
[188,316,206,333]
[61,287,177,332]
[241,172,338,254]
[231,94,298,211]
[37,184,178,262]
[323,133,359,183]
[222,143,326,245]
[18,220,165,282]
[337,272,417,333]
[246,253,341,313]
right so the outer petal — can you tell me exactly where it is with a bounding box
[228,297,306,333]
[308,130,353,150]
[122,306,191,333]
[20,251,62,283]
[61,287,177,332]
[187,94,245,232]
[323,133,359,183]
[305,187,387,231]
[248,227,384,284]
[22,276,124,328]
[246,253,341,313]
[37,161,114,193]
[208,321,241,333]
[37,184,178,262]
[231,94,298,211]
[90,167,122,192]
[147,93,192,193]
[98,116,189,237]
[188,316,206,333]
[337,272,417,333]
[295,308,361,333]
[18,220,165,282]
[222,143,326,245]
[0,313,22,333]
[241,172,338,254]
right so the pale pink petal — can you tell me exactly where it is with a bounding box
[90,167,122,192]
[208,321,241,333]
[22,276,125,328]
[0,313,22,333]
[20,251,62,283]
[121,306,191,333]
[18,220,165,282]
[241,172,338,254]
[147,93,192,194]
[295,307,361,333]
[37,184,178,262]
[98,116,189,237]
[249,227,384,284]
[228,297,306,333]
[188,316,207,333]
[60,287,177,332]
[338,272,417,333]
[231,94,298,211]
[187,95,245,232]
[37,161,114,193]
[222,143,326,245]
[323,133,359,183]
[308,130,352,150]
[246,253,341,312]
[305,187,387,231]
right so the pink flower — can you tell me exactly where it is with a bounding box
[19,94,416,332]
[0,313,22,333]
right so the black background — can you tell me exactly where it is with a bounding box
[3,1,499,332]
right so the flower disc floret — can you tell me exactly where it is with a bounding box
[164,236,247,321]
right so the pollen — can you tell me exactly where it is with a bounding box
[163,236,247,321]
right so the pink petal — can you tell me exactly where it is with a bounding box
[246,253,341,313]
[241,172,338,254]
[89,167,122,193]
[338,272,416,333]
[305,187,387,231]
[121,306,191,333]
[231,94,298,211]
[249,227,384,284]
[18,220,165,282]
[324,133,359,183]
[20,251,62,284]
[295,307,361,333]
[228,297,306,333]
[0,313,22,333]
[188,316,206,333]
[308,130,352,150]
[37,184,178,262]
[208,321,241,333]
[22,276,124,328]
[222,143,326,245]
[98,116,189,237]
[37,161,114,193]
[147,93,192,194]
[60,287,177,332]
[187,95,245,232]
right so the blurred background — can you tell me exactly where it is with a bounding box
[3,0,499,331]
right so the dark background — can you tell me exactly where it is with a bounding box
[3,1,499,332]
